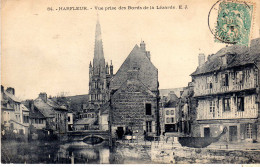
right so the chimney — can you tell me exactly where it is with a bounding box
[140,41,146,51]
[28,100,34,112]
[39,92,47,103]
[6,87,15,95]
[198,53,205,67]
[249,38,260,55]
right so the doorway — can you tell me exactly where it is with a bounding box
[116,127,124,140]
[204,127,210,137]
[229,126,237,142]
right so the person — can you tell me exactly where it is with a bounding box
[13,129,17,134]
[2,129,5,136]
[144,130,147,140]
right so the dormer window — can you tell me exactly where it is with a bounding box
[221,55,227,66]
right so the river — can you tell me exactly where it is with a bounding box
[2,139,260,164]
[1,139,151,164]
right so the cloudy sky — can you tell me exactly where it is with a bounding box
[2,0,260,100]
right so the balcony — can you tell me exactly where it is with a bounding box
[194,81,257,97]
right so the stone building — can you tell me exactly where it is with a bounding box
[88,17,113,106]
[160,91,179,134]
[177,82,197,136]
[191,38,260,143]
[1,86,30,138]
[109,42,160,140]
[81,17,113,131]
[31,92,69,138]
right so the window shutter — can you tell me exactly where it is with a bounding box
[152,121,155,133]
[240,124,246,140]
[143,121,146,132]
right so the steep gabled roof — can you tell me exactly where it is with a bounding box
[190,44,258,76]
[110,44,158,91]
[100,102,110,115]
[21,104,29,111]
[164,100,178,108]
[112,75,157,99]
[34,97,56,118]
[4,91,21,103]
[29,106,46,119]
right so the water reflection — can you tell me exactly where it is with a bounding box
[1,140,111,164]
[56,141,110,164]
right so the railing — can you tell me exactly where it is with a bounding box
[195,82,256,97]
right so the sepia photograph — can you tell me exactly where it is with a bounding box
[1,0,260,164]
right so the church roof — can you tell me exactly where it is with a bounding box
[93,16,105,70]
[110,44,158,92]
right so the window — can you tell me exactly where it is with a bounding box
[210,100,215,113]
[166,118,170,123]
[23,116,29,123]
[171,117,174,123]
[235,71,243,84]
[246,124,252,139]
[39,119,43,124]
[166,110,169,115]
[84,125,89,130]
[91,114,94,118]
[206,76,213,89]
[237,97,244,111]
[223,98,230,112]
[146,121,152,132]
[35,119,39,124]
[222,73,229,86]
[145,103,152,115]
[68,116,70,122]
[171,110,174,115]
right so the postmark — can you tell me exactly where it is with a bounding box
[208,0,255,45]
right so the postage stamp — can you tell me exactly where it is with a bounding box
[208,0,255,45]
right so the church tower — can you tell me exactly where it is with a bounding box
[89,16,113,107]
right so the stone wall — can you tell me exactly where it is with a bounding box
[111,79,158,140]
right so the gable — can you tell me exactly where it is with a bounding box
[112,78,156,99]
[110,45,158,92]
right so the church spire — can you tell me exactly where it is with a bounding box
[93,14,105,72]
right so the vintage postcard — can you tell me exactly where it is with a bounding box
[1,0,260,164]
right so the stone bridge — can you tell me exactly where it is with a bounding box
[67,130,110,141]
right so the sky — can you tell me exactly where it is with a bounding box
[2,0,260,100]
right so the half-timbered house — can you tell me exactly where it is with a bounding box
[191,38,260,143]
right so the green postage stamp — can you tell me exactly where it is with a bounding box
[210,0,255,45]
